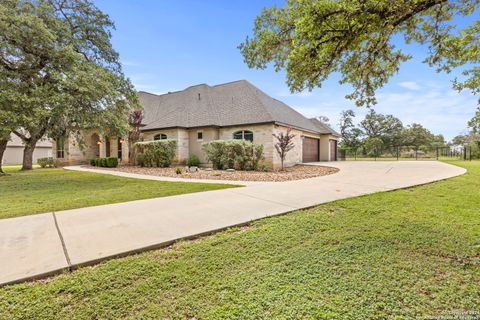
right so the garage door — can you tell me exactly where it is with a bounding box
[302,137,319,162]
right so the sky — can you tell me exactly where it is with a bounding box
[92,0,478,141]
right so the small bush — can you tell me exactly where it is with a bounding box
[37,157,54,168]
[186,154,200,167]
[106,157,118,168]
[202,140,264,170]
[260,164,270,172]
[175,167,182,174]
[90,157,119,168]
[136,154,146,167]
[135,139,176,167]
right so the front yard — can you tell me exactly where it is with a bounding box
[1,161,478,319]
[0,166,236,219]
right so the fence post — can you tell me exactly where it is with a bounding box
[464,146,467,161]
[436,147,439,160]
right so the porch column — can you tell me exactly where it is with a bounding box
[99,136,107,158]
[121,136,129,164]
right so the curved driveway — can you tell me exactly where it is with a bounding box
[0,161,466,286]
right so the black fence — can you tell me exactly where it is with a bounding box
[338,146,472,161]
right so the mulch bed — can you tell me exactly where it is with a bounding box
[88,164,339,182]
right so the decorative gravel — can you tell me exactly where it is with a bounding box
[89,165,339,182]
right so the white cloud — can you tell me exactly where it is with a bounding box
[280,84,477,141]
[398,81,421,90]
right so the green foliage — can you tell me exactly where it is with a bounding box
[136,154,146,167]
[135,140,177,168]
[363,136,384,157]
[239,0,479,107]
[0,161,478,318]
[202,140,264,170]
[469,108,480,133]
[186,154,200,167]
[0,167,235,219]
[175,167,182,175]
[91,157,118,168]
[37,157,54,168]
[0,0,139,170]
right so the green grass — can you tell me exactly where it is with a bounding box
[0,161,479,319]
[0,166,236,219]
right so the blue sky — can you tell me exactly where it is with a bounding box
[93,0,478,140]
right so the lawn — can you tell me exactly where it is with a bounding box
[0,166,236,219]
[0,161,479,319]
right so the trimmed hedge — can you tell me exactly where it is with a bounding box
[135,139,176,167]
[38,157,55,168]
[202,140,264,170]
[90,157,118,168]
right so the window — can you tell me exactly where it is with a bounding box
[233,130,253,142]
[154,133,167,140]
[197,131,203,141]
[117,138,122,160]
[56,137,65,158]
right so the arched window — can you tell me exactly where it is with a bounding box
[154,133,167,140]
[233,130,253,142]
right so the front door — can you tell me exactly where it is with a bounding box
[302,137,319,162]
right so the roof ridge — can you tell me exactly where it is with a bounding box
[211,79,248,87]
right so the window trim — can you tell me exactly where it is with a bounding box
[56,137,65,159]
[154,133,168,140]
[233,130,254,142]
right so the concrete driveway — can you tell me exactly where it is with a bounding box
[0,161,466,286]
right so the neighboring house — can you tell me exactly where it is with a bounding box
[54,80,339,169]
[2,133,52,165]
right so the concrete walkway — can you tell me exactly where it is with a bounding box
[0,161,466,286]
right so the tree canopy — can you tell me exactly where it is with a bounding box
[239,0,479,107]
[0,0,138,169]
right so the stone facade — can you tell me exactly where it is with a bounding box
[54,124,337,169]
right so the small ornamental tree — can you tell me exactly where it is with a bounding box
[273,128,295,170]
[128,108,144,164]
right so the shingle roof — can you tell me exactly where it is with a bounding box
[309,118,341,137]
[138,80,337,135]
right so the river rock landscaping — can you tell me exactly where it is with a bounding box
[88,164,339,182]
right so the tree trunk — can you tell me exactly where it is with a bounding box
[21,139,38,170]
[0,139,8,174]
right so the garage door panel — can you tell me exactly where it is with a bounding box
[302,137,319,162]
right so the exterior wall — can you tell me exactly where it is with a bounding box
[188,128,219,164]
[142,128,189,164]
[320,134,338,161]
[219,124,275,169]
[2,146,52,165]
[53,130,129,166]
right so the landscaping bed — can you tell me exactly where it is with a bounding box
[88,164,339,182]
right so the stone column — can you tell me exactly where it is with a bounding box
[121,136,129,164]
[99,136,107,158]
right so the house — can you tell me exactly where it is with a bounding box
[2,133,52,165]
[54,80,339,169]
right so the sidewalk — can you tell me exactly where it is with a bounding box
[0,161,466,286]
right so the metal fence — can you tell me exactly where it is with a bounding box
[338,146,472,161]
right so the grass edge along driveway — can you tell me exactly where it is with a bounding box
[0,161,478,319]
[0,166,237,219]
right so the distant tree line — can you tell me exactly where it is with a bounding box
[338,109,447,157]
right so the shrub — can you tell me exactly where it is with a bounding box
[202,140,264,170]
[186,154,200,167]
[37,157,54,168]
[135,139,177,167]
[90,157,119,168]
[136,154,146,167]
[106,157,118,168]
[175,167,182,174]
